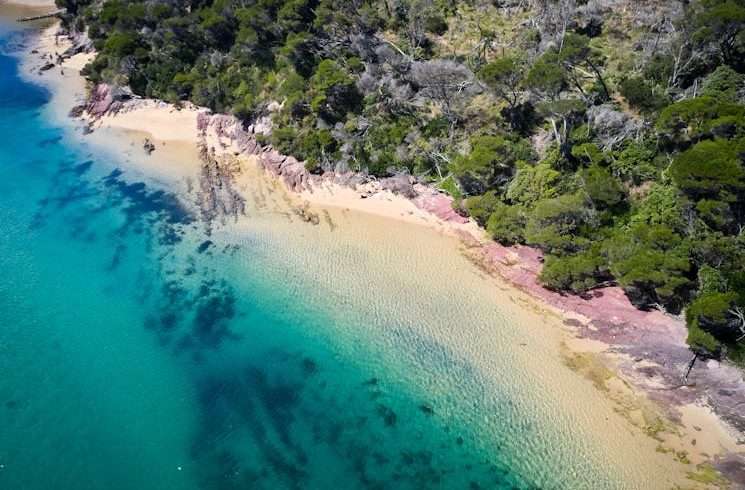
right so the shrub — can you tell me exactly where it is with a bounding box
[524,192,596,254]
[604,223,692,311]
[464,191,502,227]
[486,203,526,245]
[451,135,533,195]
[540,246,607,293]
[702,65,745,103]
[618,76,669,114]
[656,97,745,144]
[669,138,745,199]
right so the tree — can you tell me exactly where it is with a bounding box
[669,138,745,199]
[451,135,532,196]
[694,0,745,69]
[618,76,669,115]
[604,223,692,312]
[540,245,608,293]
[505,163,562,206]
[687,291,745,346]
[581,164,625,210]
[103,30,141,57]
[525,54,566,101]
[656,97,745,145]
[310,59,362,123]
[486,203,526,245]
[410,60,475,130]
[464,191,502,227]
[610,139,658,184]
[556,33,610,102]
[524,192,597,254]
[703,65,745,102]
[478,56,525,129]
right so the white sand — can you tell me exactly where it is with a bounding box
[0,0,56,7]
[88,100,201,143]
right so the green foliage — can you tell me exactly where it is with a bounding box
[696,199,734,230]
[702,65,745,102]
[478,56,523,107]
[686,291,741,349]
[571,142,605,166]
[698,265,729,294]
[582,165,625,209]
[525,54,566,99]
[524,192,596,254]
[540,245,607,293]
[102,31,141,57]
[298,128,337,170]
[688,291,737,324]
[630,183,687,233]
[669,138,745,199]
[464,191,501,226]
[656,97,745,144]
[686,322,723,357]
[451,135,533,195]
[604,223,692,311]
[310,59,361,122]
[505,163,562,205]
[693,0,745,67]
[486,203,526,245]
[611,140,659,184]
[618,76,669,114]
[424,12,448,35]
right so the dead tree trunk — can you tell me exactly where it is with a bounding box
[683,352,698,383]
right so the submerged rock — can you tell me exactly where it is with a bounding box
[143,138,156,155]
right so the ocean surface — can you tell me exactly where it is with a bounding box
[0,17,681,490]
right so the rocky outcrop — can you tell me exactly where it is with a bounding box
[83,83,134,119]
[465,237,745,438]
[380,173,417,198]
[195,144,246,233]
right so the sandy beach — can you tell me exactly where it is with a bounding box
[18,21,745,488]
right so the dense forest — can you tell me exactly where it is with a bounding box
[56,0,745,363]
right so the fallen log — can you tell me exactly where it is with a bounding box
[17,9,66,22]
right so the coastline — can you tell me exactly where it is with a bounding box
[20,22,745,486]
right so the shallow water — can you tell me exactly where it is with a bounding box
[0,17,685,490]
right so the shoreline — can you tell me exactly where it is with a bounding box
[0,0,55,6]
[21,22,745,486]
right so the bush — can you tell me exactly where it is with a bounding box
[581,164,625,209]
[486,204,526,245]
[686,322,722,358]
[310,59,362,122]
[451,135,533,195]
[669,138,745,199]
[540,247,607,293]
[656,97,745,145]
[618,76,669,114]
[464,191,502,226]
[610,140,658,184]
[424,13,448,35]
[702,65,745,103]
[103,30,140,57]
[505,163,562,206]
[604,223,692,311]
[524,192,596,254]
[686,291,741,344]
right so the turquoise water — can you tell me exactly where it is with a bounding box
[0,19,678,490]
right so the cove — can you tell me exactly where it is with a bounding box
[0,16,688,490]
